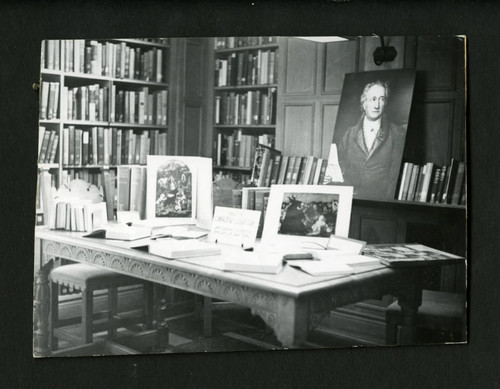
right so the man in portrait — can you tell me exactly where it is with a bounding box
[332,70,415,200]
[337,80,406,198]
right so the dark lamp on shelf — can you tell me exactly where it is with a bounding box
[373,35,397,66]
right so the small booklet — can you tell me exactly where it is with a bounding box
[288,260,354,276]
[151,225,209,240]
[362,243,464,268]
[149,238,221,259]
[83,225,152,241]
[222,251,283,274]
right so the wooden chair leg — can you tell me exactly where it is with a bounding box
[143,283,154,330]
[82,289,93,344]
[108,285,118,339]
[50,282,59,351]
[203,296,213,337]
[386,319,398,345]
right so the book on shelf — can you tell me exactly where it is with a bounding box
[215,47,278,87]
[149,238,221,259]
[250,143,280,187]
[396,158,465,205]
[214,89,276,125]
[46,39,166,82]
[451,161,465,205]
[362,243,464,268]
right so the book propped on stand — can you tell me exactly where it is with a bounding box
[362,243,464,268]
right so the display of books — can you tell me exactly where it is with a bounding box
[288,260,354,276]
[149,238,221,259]
[362,243,464,268]
[84,224,152,241]
[222,251,283,274]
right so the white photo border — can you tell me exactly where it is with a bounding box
[146,155,199,224]
[262,184,354,248]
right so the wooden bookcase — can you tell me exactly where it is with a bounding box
[37,38,172,222]
[211,37,280,184]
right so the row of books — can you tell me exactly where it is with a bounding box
[48,200,106,232]
[397,159,466,205]
[234,187,272,238]
[116,166,147,219]
[46,83,168,126]
[215,49,278,87]
[251,148,329,188]
[214,131,274,168]
[39,81,60,120]
[213,170,252,186]
[42,40,166,82]
[113,88,168,125]
[60,169,107,189]
[214,89,277,125]
[60,127,168,167]
[38,127,59,164]
[215,36,277,50]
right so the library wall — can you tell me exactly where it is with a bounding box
[277,36,465,167]
[170,38,211,157]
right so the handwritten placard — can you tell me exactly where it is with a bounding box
[209,206,261,247]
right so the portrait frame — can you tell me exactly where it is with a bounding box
[261,184,353,249]
[330,69,416,200]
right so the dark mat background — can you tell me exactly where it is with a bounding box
[1,1,498,388]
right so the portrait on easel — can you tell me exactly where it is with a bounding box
[330,69,416,200]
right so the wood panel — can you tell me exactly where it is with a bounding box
[283,38,318,96]
[415,36,458,91]
[321,104,339,159]
[405,99,455,165]
[185,41,205,99]
[324,40,358,95]
[358,215,398,244]
[183,106,203,156]
[282,104,315,156]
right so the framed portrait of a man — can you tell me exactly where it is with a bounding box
[330,69,416,200]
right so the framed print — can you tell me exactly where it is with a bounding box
[261,185,353,249]
[328,69,416,200]
[146,155,213,228]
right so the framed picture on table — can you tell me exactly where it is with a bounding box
[261,184,354,250]
[146,156,213,229]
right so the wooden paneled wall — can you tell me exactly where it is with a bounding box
[276,36,465,167]
[170,38,212,157]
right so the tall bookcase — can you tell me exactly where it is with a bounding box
[37,38,171,222]
[211,37,280,184]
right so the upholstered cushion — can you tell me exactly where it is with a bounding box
[386,290,465,332]
[50,263,141,291]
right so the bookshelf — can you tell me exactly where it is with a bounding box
[212,37,280,184]
[37,38,171,222]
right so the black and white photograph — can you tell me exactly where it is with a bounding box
[5,0,500,386]
[331,69,416,199]
[278,192,339,237]
[29,33,469,375]
[155,159,193,218]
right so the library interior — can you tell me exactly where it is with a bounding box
[34,35,467,357]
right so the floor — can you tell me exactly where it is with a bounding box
[53,303,359,356]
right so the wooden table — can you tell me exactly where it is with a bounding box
[33,228,430,356]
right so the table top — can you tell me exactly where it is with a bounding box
[35,227,395,298]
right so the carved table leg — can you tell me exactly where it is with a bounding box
[33,260,53,357]
[255,295,310,348]
[397,268,423,345]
